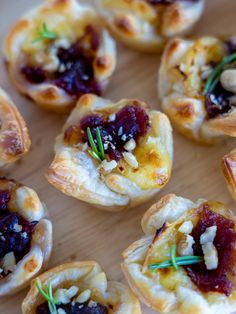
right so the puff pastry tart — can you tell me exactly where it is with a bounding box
[4,0,116,113]
[98,0,204,52]
[22,261,141,314]
[0,88,30,168]
[46,94,173,211]
[222,149,236,203]
[158,36,236,143]
[122,194,236,314]
[0,178,52,296]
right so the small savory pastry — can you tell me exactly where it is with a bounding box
[122,194,236,314]
[0,178,52,296]
[98,0,204,52]
[158,36,236,143]
[22,261,141,314]
[0,88,30,168]
[46,94,173,211]
[222,149,236,202]
[4,0,116,113]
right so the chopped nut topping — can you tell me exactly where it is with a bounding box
[202,242,218,270]
[178,235,195,256]
[124,138,136,152]
[108,113,116,122]
[123,152,138,169]
[13,223,23,233]
[2,252,16,274]
[76,289,91,303]
[99,160,117,173]
[178,221,193,234]
[200,226,217,245]
[54,286,79,305]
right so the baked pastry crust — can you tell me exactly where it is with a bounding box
[98,0,204,52]
[122,194,236,314]
[4,0,116,113]
[22,261,141,314]
[46,93,173,211]
[158,36,236,143]
[0,88,30,168]
[0,178,52,296]
[222,149,236,202]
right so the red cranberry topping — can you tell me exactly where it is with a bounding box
[204,41,236,118]
[186,206,236,296]
[21,25,102,98]
[36,301,108,314]
[79,105,150,161]
[0,190,37,276]
[205,83,233,118]
[21,66,46,84]
[0,190,11,211]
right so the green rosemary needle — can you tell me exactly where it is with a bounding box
[148,243,203,271]
[87,127,106,162]
[35,280,58,314]
[170,244,179,271]
[203,52,236,95]
[33,22,58,43]
[96,127,106,160]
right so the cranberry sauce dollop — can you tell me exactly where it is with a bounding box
[36,301,108,314]
[186,206,236,296]
[0,190,37,275]
[21,25,101,97]
[204,41,236,118]
[79,104,150,161]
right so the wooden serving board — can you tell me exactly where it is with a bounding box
[1,0,236,313]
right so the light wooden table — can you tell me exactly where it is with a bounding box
[1,0,236,313]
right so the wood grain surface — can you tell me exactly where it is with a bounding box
[1,0,236,313]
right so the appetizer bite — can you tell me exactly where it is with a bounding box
[158,36,236,143]
[22,261,141,314]
[4,0,116,113]
[0,178,52,296]
[98,0,204,52]
[222,149,236,202]
[46,94,173,211]
[122,194,236,314]
[0,88,30,168]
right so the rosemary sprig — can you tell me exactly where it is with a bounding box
[33,22,58,43]
[87,127,106,162]
[203,52,236,95]
[148,244,203,271]
[35,280,58,314]
[170,244,179,271]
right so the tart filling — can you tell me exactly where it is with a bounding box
[65,104,150,162]
[203,39,236,118]
[186,206,236,295]
[21,25,102,98]
[0,183,38,277]
[0,190,37,277]
[36,283,109,314]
